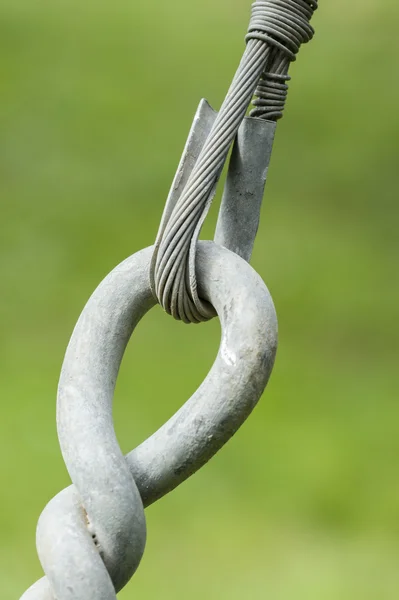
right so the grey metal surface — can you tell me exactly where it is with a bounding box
[150,99,218,323]
[21,241,278,599]
[215,116,276,262]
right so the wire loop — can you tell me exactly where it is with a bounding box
[151,0,317,322]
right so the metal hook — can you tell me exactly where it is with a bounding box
[22,241,277,599]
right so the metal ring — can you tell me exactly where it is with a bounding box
[21,241,278,600]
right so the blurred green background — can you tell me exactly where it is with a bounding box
[1,1,398,598]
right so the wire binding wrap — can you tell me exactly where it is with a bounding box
[151,0,317,323]
[246,0,317,59]
[251,70,290,120]
[247,0,317,119]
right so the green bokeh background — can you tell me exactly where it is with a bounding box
[1,1,398,598]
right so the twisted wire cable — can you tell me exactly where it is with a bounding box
[151,0,317,323]
[151,39,272,324]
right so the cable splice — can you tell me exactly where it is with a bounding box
[248,0,317,119]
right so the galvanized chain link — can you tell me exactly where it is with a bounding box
[151,0,317,323]
[20,2,317,598]
[21,244,278,600]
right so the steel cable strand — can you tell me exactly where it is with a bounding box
[151,38,271,323]
[152,40,269,297]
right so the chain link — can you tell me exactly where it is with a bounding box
[21,244,278,599]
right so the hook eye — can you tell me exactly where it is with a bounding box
[32,242,277,599]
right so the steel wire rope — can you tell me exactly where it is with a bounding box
[151,0,317,323]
